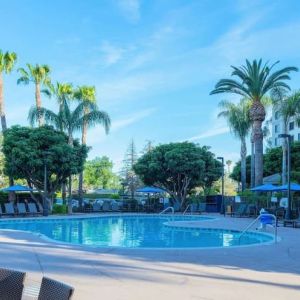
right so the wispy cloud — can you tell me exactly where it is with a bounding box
[116,0,141,23]
[99,41,126,66]
[187,126,229,142]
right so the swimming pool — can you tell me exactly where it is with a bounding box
[0,215,274,248]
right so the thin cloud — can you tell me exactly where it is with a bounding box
[116,0,141,23]
[99,41,126,66]
[187,126,230,142]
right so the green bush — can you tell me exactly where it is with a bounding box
[52,204,67,214]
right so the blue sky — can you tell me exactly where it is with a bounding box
[1,0,300,171]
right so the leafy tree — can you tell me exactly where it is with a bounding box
[121,140,141,198]
[2,126,88,208]
[230,141,300,185]
[218,99,251,191]
[84,156,120,190]
[17,64,52,126]
[211,59,298,186]
[0,50,17,131]
[271,88,300,184]
[134,142,222,208]
[73,86,111,204]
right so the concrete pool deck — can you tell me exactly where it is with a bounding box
[0,214,299,300]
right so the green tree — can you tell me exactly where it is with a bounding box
[218,99,251,191]
[121,140,141,199]
[3,126,87,208]
[134,142,222,208]
[17,64,51,126]
[73,86,111,205]
[84,156,120,190]
[210,59,298,186]
[271,88,300,184]
[0,50,17,131]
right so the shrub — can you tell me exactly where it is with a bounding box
[52,204,67,214]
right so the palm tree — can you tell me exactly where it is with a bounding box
[17,64,51,126]
[211,59,298,186]
[218,99,251,190]
[271,88,300,184]
[0,50,17,131]
[225,160,232,174]
[74,86,111,209]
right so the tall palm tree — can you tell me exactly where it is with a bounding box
[218,99,251,191]
[271,88,300,184]
[211,59,298,186]
[17,64,51,126]
[74,86,111,209]
[0,50,17,131]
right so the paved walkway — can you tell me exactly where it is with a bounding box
[0,214,299,300]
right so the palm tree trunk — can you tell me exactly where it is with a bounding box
[35,83,43,126]
[250,130,255,188]
[250,101,265,186]
[0,73,7,131]
[78,114,87,211]
[67,133,73,214]
[241,138,247,191]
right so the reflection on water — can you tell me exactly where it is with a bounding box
[0,216,273,248]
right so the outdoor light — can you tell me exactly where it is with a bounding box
[278,133,292,220]
[217,156,225,217]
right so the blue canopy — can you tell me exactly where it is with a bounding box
[273,183,300,191]
[251,184,278,192]
[136,186,165,193]
[1,185,33,192]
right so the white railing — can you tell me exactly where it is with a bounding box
[239,213,277,243]
[159,207,174,214]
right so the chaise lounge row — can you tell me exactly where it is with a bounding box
[0,202,40,217]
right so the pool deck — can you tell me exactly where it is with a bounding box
[0,213,300,300]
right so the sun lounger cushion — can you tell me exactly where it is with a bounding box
[38,277,74,300]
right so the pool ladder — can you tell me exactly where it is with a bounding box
[159,207,174,214]
[238,214,277,243]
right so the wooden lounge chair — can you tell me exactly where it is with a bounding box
[38,276,74,300]
[0,267,26,300]
[17,203,29,216]
[4,203,16,216]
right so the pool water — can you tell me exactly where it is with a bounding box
[0,215,274,248]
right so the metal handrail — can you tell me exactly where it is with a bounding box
[183,205,190,215]
[239,213,277,243]
[159,207,174,214]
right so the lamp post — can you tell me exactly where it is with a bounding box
[217,156,225,217]
[278,134,292,220]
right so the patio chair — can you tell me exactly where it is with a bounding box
[4,202,16,216]
[102,201,111,212]
[198,203,206,214]
[28,203,40,216]
[232,203,248,217]
[38,276,74,300]
[0,267,26,300]
[111,201,120,212]
[92,202,102,212]
[17,203,29,216]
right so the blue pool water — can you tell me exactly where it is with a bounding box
[0,215,273,248]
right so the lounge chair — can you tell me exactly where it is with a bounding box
[4,203,15,216]
[102,201,111,212]
[28,203,40,216]
[198,203,206,214]
[111,201,120,212]
[92,202,102,212]
[232,203,248,217]
[0,267,26,300]
[17,203,29,216]
[38,276,74,300]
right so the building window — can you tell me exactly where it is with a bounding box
[275,111,280,120]
[291,135,294,142]
[275,124,279,133]
[298,133,300,141]
[289,121,294,131]
[275,138,278,146]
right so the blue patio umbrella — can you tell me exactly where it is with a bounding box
[250,184,278,192]
[136,186,165,193]
[1,185,33,192]
[273,183,300,191]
